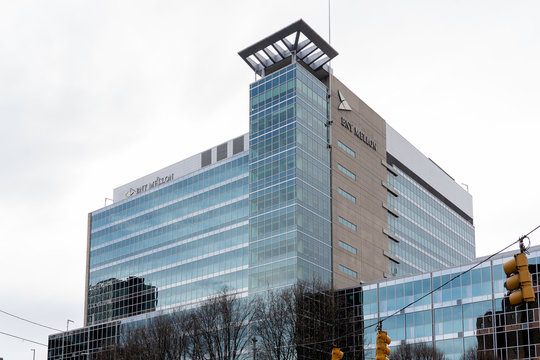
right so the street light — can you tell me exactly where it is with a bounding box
[62,319,74,360]
[31,349,35,360]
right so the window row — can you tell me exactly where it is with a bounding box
[339,264,358,278]
[92,155,248,230]
[338,163,356,180]
[337,140,356,157]
[338,240,357,254]
[339,216,357,231]
[92,177,248,246]
[338,187,356,203]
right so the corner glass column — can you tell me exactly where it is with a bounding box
[248,63,332,293]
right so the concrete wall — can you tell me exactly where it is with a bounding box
[386,124,473,219]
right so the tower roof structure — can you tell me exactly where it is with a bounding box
[238,19,338,77]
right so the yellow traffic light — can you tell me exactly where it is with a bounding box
[504,253,535,305]
[375,330,391,360]
[332,345,343,360]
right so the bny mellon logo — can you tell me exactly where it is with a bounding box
[338,90,352,111]
[125,188,137,198]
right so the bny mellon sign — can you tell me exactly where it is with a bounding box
[340,117,377,151]
[125,174,175,198]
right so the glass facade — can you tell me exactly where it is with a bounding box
[87,154,249,325]
[248,63,331,292]
[48,322,119,360]
[386,166,475,276]
[359,248,540,360]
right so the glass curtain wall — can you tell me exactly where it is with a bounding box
[362,250,540,360]
[248,63,332,293]
[386,167,475,277]
[87,155,249,324]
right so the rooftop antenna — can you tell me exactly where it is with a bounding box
[328,0,331,45]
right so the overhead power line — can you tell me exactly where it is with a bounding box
[369,223,540,331]
[322,224,540,345]
[0,309,62,332]
[0,330,47,347]
[524,224,540,239]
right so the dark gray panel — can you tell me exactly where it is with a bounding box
[216,143,228,161]
[201,149,212,167]
[238,19,338,75]
[233,136,244,155]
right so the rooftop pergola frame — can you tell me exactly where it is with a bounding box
[238,19,338,79]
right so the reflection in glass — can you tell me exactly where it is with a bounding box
[87,276,157,325]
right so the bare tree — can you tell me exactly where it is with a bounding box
[93,311,190,360]
[391,342,446,360]
[460,347,499,360]
[121,312,190,360]
[189,288,254,360]
[253,281,348,360]
[252,287,297,360]
[93,289,253,360]
[391,344,414,360]
[93,283,350,360]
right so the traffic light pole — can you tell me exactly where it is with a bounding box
[376,322,391,360]
[504,236,535,305]
[519,236,526,254]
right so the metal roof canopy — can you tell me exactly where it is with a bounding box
[238,19,338,77]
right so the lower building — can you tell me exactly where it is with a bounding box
[49,245,540,359]
[337,245,540,360]
[48,322,119,360]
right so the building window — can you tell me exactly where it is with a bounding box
[216,143,228,161]
[339,216,357,231]
[233,136,244,154]
[339,264,358,278]
[338,188,356,203]
[338,164,356,181]
[337,141,356,157]
[339,240,357,254]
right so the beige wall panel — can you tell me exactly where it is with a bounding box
[330,76,389,289]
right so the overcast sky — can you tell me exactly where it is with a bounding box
[1,1,539,358]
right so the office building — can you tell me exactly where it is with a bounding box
[48,19,474,359]
[338,245,540,360]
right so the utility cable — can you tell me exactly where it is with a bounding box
[368,223,540,332]
[0,309,63,332]
[377,240,517,326]
[0,330,47,346]
[320,223,540,344]
[523,224,540,239]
